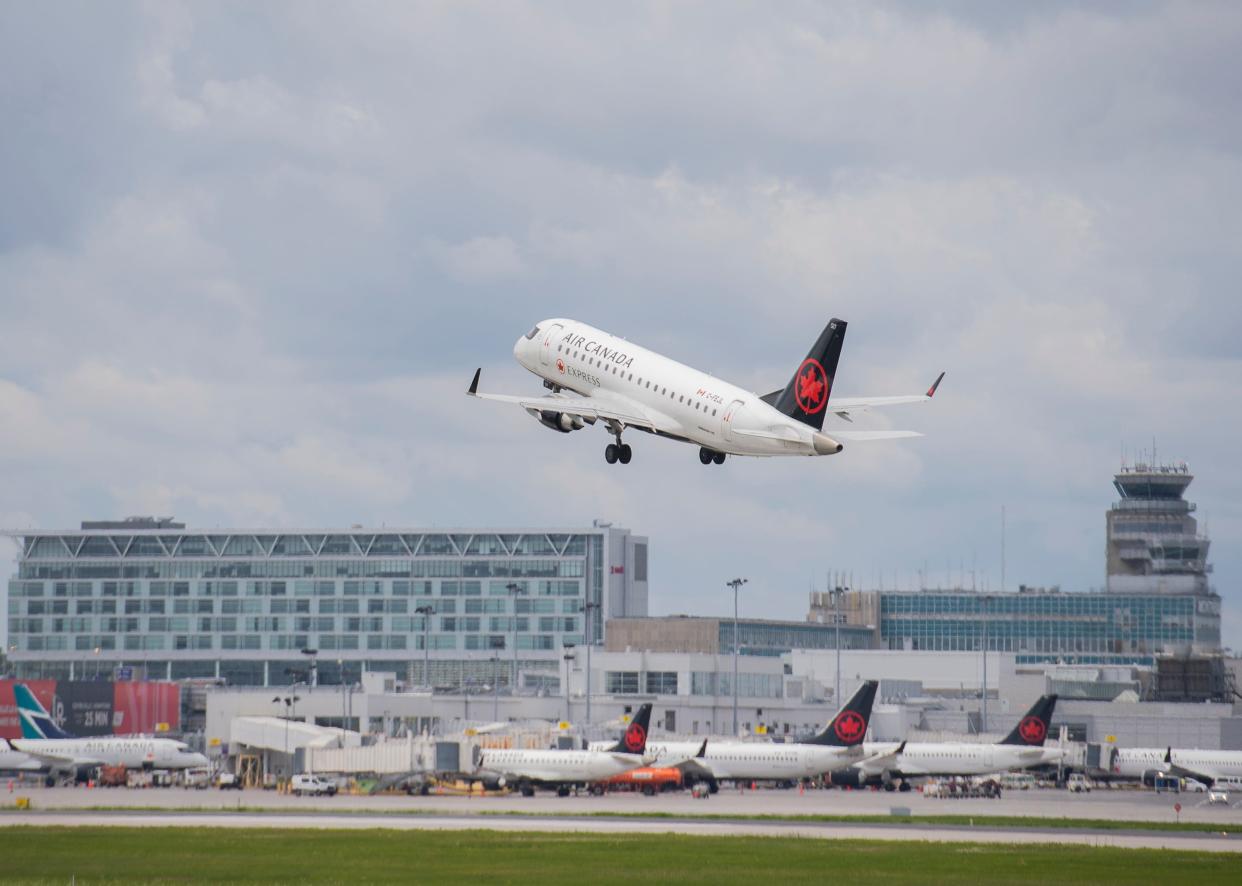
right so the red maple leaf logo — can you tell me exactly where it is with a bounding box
[794,359,829,414]
[556,359,565,374]
[834,711,865,743]
[623,723,646,752]
[1018,716,1046,744]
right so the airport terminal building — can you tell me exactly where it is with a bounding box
[808,462,1222,660]
[4,518,648,689]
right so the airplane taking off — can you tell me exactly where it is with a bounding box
[475,703,654,796]
[832,694,1061,791]
[469,318,943,465]
[10,683,208,774]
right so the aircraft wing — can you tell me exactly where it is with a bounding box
[1164,750,1222,785]
[828,372,945,418]
[468,369,680,435]
[854,741,906,775]
[18,749,103,768]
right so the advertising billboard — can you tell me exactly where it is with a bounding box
[0,680,181,740]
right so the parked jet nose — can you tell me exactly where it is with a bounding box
[187,752,209,767]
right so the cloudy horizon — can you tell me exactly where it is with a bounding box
[2,2,1239,650]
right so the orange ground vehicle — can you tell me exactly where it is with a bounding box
[595,766,683,796]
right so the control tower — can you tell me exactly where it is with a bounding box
[1106,460,1211,595]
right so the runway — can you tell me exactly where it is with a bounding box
[3,808,1242,853]
[6,783,1242,826]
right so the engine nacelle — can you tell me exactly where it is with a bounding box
[1141,769,1167,788]
[825,768,869,788]
[537,410,585,433]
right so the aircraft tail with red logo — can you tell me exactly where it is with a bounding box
[806,680,878,747]
[999,694,1058,746]
[763,319,848,431]
[606,703,653,755]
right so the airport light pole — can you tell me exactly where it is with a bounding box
[273,694,300,781]
[981,595,993,735]
[300,648,318,688]
[581,601,600,725]
[726,578,748,737]
[415,605,436,687]
[337,658,347,734]
[492,649,501,721]
[562,643,576,723]
[506,583,526,698]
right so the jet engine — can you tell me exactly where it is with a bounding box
[537,410,586,433]
[825,769,869,788]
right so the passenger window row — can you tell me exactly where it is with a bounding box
[556,343,718,416]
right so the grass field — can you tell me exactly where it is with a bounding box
[0,827,1237,884]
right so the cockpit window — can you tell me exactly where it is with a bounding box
[524,325,541,340]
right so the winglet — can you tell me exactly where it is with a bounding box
[896,740,907,755]
[468,368,481,396]
[696,739,708,759]
[1165,746,1173,764]
[926,371,945,398]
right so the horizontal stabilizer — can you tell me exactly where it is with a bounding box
[830,430,922,441]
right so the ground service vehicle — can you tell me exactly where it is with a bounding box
[291,774,338,796]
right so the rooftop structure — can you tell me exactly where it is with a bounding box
[1107,461,1211,595]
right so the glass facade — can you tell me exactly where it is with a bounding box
[879,590,1220,655]
[5,524,646,686]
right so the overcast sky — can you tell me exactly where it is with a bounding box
[2,2,1240,650]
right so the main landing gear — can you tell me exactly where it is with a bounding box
[699,447,726,465]
[605,441,632,465]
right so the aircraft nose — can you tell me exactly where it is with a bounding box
[513,336,526,363]
[190,753,209,766]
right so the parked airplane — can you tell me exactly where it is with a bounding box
[646,680,880,791]
[1112,746,1242,787]
[10,683,208,774]
[470,318,942,465]
[832,694,1061,791]
[475,703,654,796]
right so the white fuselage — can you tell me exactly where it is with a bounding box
[478,748,649,786]
[12,737,209,771]
[858,742,1063,778]
[648,740,861,781]
[1112,747,1242,783]
[513,319,835,457]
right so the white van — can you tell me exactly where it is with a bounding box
[290,774,338,796]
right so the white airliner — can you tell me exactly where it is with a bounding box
[475,703,653,796]
[1112,746,1242,787]
[10,683,207,774]
[470,318,943,464]
[833,695,1061,791]
[645,681,879,789]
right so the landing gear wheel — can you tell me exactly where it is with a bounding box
[605,443,619,464]
[520,782,535,797]
[618,444,632,464]
[713,452,726,465]
[699,448,713,465]
[557,785,571,797]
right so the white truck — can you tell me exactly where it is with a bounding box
[290,774,338,796]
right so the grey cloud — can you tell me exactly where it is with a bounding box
[1,1,1240,647]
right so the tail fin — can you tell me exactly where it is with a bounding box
[607,703,653,754]
[806,680,877,747]
[770,319,847,430]
[1000,694,1058,746]
[14,683,72,739]
[14,683,73,739]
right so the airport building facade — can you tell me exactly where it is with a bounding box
[4,518,648,688]
[808,462,1222,659]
